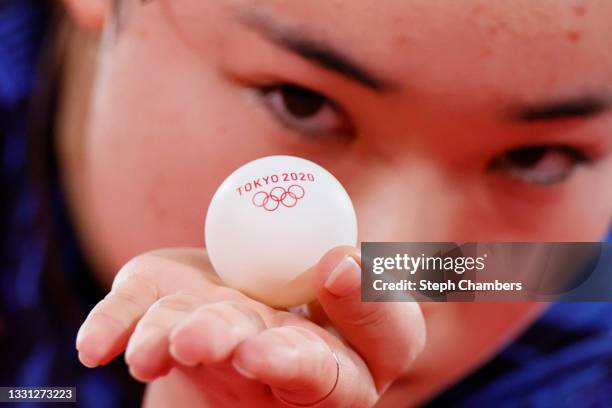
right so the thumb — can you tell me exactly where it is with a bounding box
[314,246,426,392]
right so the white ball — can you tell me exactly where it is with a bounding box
[205,155,358,307]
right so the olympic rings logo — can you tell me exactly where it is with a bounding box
[252,185,306,212]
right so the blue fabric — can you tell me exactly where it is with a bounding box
[426,302,612,407]
[1,2,611,407]
[425,239,612,408]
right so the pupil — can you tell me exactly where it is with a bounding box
[506,146,546,167]
[281,86,325,117]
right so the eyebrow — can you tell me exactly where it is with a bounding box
[237,14,393,92]
[237,12,610,119]
[512,95,611,122]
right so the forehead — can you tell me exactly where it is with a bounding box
[221,0,612,101]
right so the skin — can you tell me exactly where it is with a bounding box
[60,0,612,406]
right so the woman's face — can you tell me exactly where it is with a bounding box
[59,1,612,400]
[60,0,612,280]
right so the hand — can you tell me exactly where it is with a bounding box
[76,247,426,407]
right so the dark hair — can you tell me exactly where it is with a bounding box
[27,3,99,332]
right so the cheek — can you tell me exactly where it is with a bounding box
[561,161,612,239]
[483,162,612,240]
[80,27,274,272]
[348,159,611,242]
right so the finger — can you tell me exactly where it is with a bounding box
[231,326,378,407]
[76,271,158,368]
[76,250,214,368]
[315,246,427,392]
[125,292,202,382]
[169,301,267,366]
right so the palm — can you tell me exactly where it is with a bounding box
[76,248,425,408]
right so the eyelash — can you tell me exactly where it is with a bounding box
[488,144,596,185]
[254,82,600,185]
[255,83,355,139]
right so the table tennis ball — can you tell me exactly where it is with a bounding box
[204,155,358,308]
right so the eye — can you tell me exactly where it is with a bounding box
[259,84,354,139]
[490,145,592,185]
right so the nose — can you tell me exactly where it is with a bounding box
[350,157,465,242]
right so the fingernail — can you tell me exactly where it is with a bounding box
[232,360,257,380]
[125,328,158,360]
[169,343,199,367]
[324,255,361,297]
[170,310,236,366]
[75,326,104,368]
[75,322,97,351]
[78,351,99,368]
[75,326,86,350]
